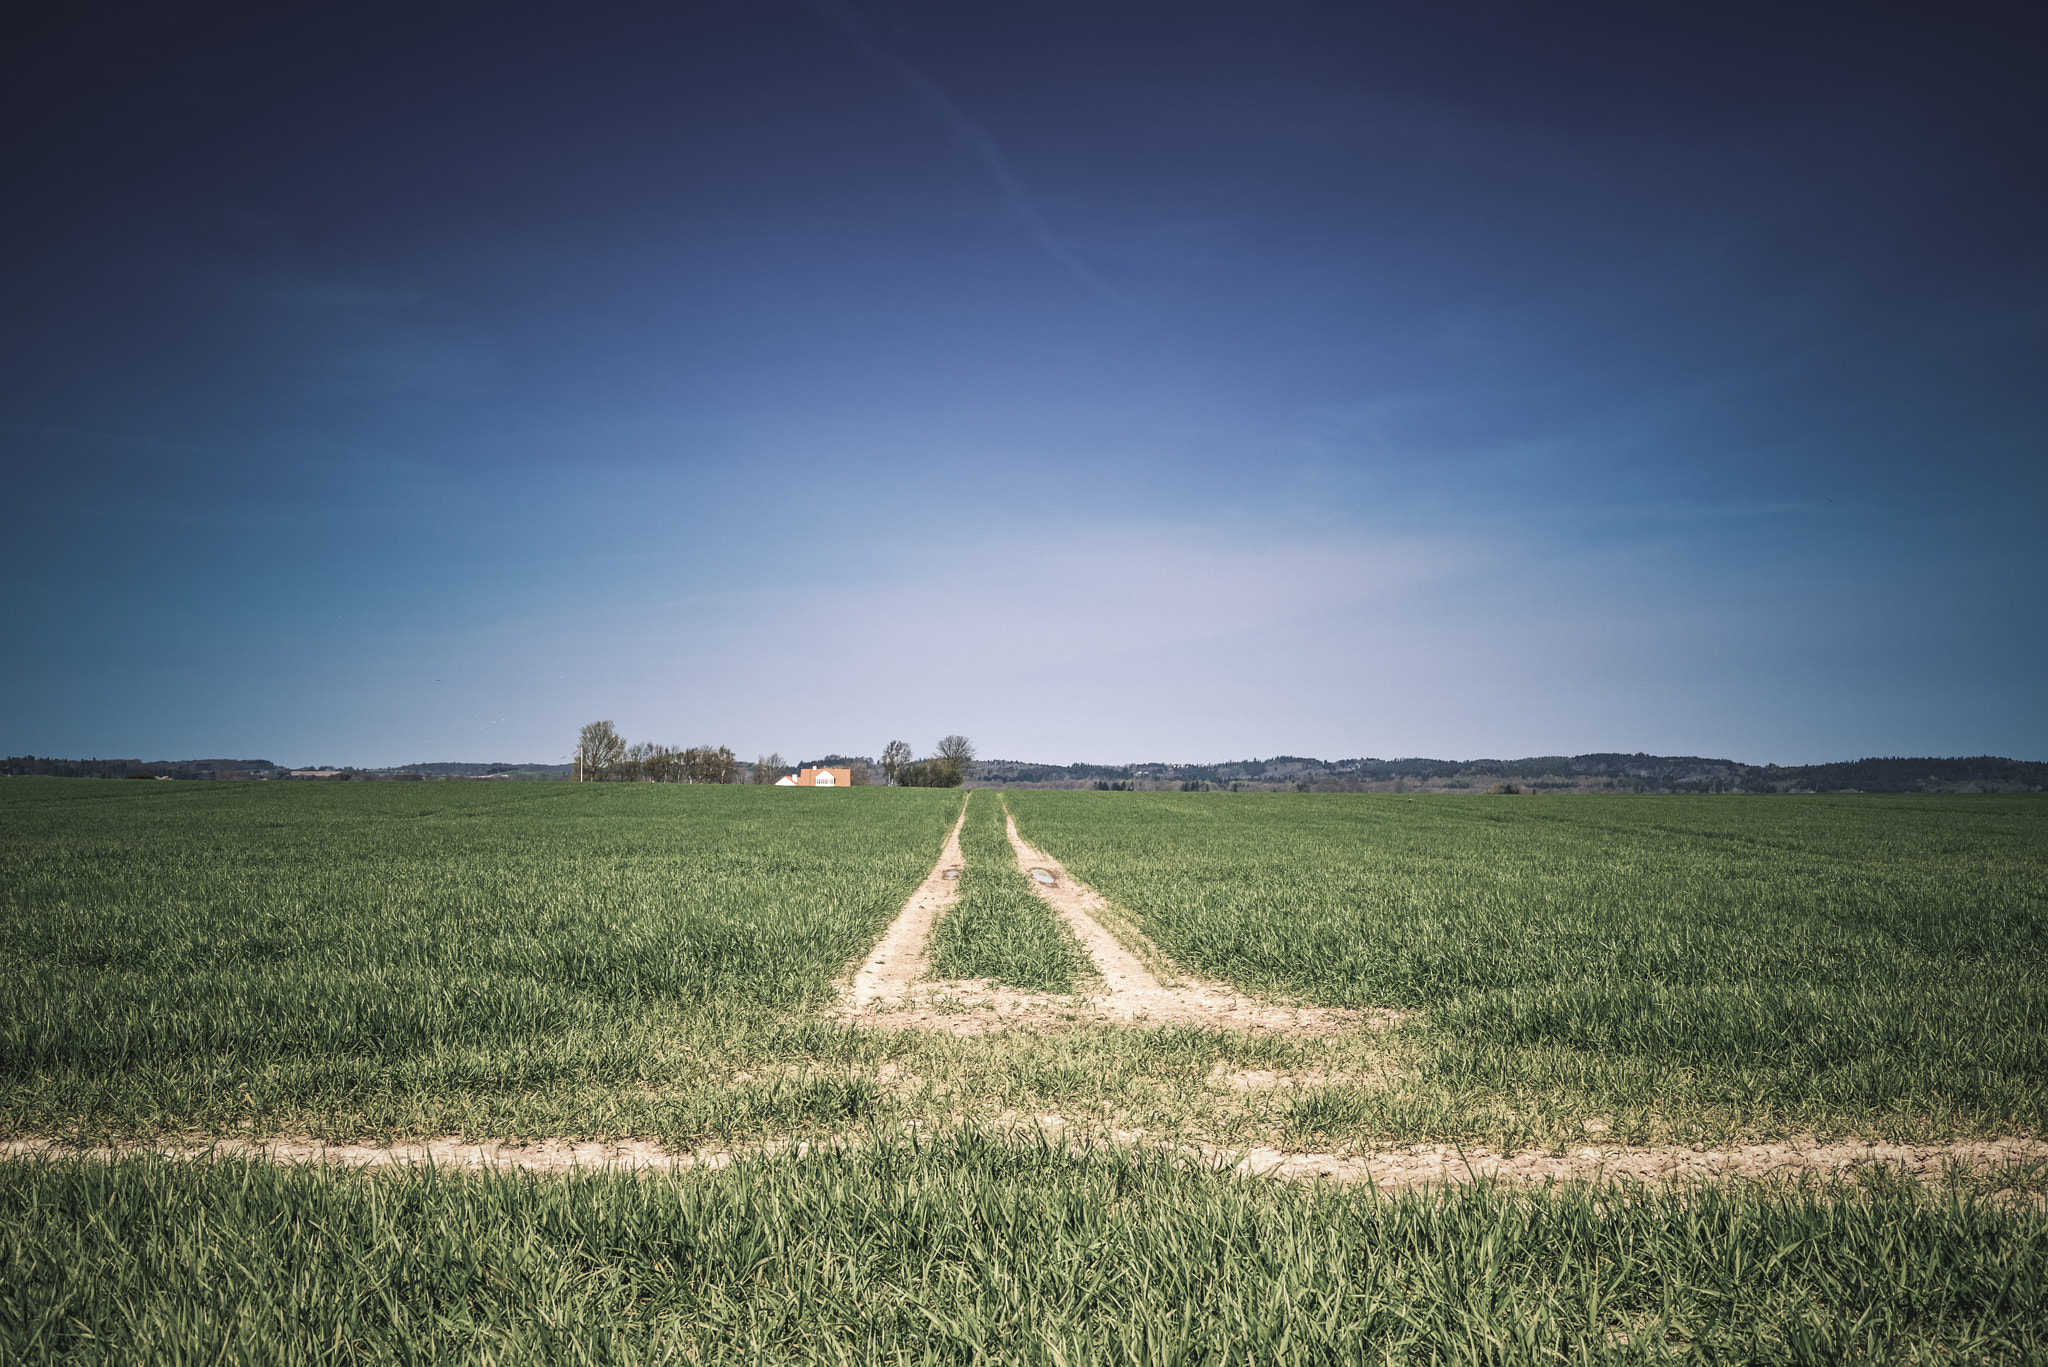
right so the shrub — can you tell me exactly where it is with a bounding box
[897,759,963,788]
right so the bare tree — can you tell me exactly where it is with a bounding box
[640,745,685,783]
[880,740,913,784]
[935,735,975,775]
[752,753,785,784]
[684,745,737,784]
[847,759,872,786]
[577,720,626,781]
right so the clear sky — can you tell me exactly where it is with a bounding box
[4,2,2043,768]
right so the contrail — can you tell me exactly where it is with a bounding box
[806,0,1144,313]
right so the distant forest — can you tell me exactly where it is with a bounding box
[963,753,2048,795]
[4,752,2042,793]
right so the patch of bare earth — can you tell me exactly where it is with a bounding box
[940,1116,2048,1196]
[2,1136,732,1175]
[10,1130,2041,1196]
[1211,1135,2048,1190]
[1212,1065,1388,1091]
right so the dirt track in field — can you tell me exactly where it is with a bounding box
[839,793,1387,1037]
[1218,1135,2048,1190]
[841,799,969,1011]
[837,795,1104,1032]
[1000,809,1392,1035]
[8,1132,2042,1196]
[835,797,1096,1031]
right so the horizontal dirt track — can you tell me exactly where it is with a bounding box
[8,1132,2044,1194]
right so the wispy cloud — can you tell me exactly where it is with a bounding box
[807,0,1144,314]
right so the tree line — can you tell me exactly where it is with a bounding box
[573,722,736,783]
[886,735,974,787]
[574,724,976,787]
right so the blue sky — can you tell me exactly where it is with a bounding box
[3,2,2043,767]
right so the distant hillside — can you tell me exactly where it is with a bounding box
[2,756,282,780]
[2,756,571,781]
[968,753,2047,794]
[8,752,2041,793]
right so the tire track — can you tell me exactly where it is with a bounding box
[1001,803,1391,1035]
[841,794,970,1011]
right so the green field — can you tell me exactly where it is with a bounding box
[6,781,2043,1148]
[5,778,2046,1363]
[0,778,963,1141]
[7,1144,2046,1366]
[1009,791,2048,1146]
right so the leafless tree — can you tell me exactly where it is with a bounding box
[752,753,785,784]
[639,745,685,782]
[621,741,653,782]
[847,759,872,785]
[880,740,912,784]
[577,720,626,781]
[684,745,737,784]
[935,734,975,775]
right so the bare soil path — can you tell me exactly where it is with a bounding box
[9,1131,2040,1196]
[839,794,1102,1031]
[840,793,1376,1035]
[1214,1135,2048,1189]
[841,797,970,1011]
